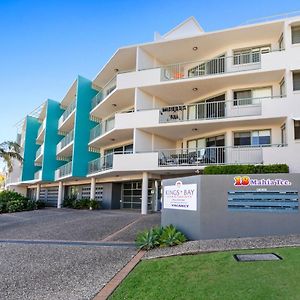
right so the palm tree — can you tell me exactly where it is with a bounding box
[0,141,23,173]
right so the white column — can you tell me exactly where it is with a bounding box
[36,184,40,201]
[141,172,148,215]
[90,177,96,199]
[57,181,64,208]
[154,180,159,212]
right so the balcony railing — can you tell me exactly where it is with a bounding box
[57,130,74,153]
[159,96,281,123]
[37,119,46,137]
[160,49,283,82]
[58,99,76,127]
[36,144,44,159]
[91,76,117,109]
[157,146,283,167]
[89,118,115,142]
[55,161,72,180]
[34,170,42,180]
[88,150,133,174]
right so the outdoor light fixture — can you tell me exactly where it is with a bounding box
[192,128,198,132]
[112,103,117,107]
[114,68,119,72]
[111,138,115,141]
[192,46,198,51]
[192,88,198,91]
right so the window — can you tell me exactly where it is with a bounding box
[234,130,271,146]
[233,87,272,106]
[294,120,300,140]
[280,78,286,97]
[233,45,270,65]
[281,124,287,145]
[292,26,300,44]
[293,72,300,91]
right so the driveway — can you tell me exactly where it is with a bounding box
[0,208,160,300]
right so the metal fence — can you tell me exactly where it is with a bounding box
[89,118,115,142]
[59,99,76,126]
[56,161,72,179]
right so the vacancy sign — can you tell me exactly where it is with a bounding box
[164,181,197,211]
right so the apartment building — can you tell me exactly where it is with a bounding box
[7,15,300,214]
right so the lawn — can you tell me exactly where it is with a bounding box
[110,247,300,300]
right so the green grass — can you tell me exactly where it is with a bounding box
[110,247,300,300]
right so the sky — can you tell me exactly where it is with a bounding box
[0,0,299,144]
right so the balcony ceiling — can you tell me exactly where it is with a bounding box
[89,128,133,149]
[141,69,285,105]
[141,21,284,65]
[141,116,286,141]
[93,47,137,88]
[90,88,135,119]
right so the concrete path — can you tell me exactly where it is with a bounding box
[0,208,161,300]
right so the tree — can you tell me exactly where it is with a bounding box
[0,141,23,173]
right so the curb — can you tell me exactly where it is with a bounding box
[93,250,146,300]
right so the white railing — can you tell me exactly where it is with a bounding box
[56,130,74,153]
[89,118,115,142]
[91,76,117,109]
[157,146,281,167]
[36,144,44,159]
[88,150,133,174]
[160,49,283,82]
[55,161,72,180]
[34,170,42,180]
[159,96,282,123]
[58,99,76,127]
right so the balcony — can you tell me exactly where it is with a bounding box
[91,76,117,109]
[35,144,44,162]
[55,161,72,180]
[89,118,115,143]
[158,97,281,123]
[157,145,287,167]
[36,119,46,143]
[58,99,76,130]
[34,170,42,180]
[56,130,74,155]
[88,150,134,175]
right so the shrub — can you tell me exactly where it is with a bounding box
[159,225,187,247]
[36,200,46,209]
[0,190,38,214]
[203,164,289,175]
[136,225,187,250]
[63,198,101,210]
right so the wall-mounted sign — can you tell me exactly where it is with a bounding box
[164,181,197,211]
[234,176,292,187]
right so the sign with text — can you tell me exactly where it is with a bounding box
[164,181,197,211]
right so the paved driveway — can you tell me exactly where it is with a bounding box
[0,208,160,300]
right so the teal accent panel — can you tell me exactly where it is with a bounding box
[41,99,65,181]
[72,76,99,177]
[21,116,40,181]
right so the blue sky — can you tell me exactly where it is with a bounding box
[0,0,299,144]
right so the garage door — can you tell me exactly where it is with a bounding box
[39,187,59,207]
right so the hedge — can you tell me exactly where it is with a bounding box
[203,164,289,175]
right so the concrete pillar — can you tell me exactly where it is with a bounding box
[154,180,159,212]
[141,172,148,215]
[90,177,96,199]
[36,184,40,201]
[57,181,64,209]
